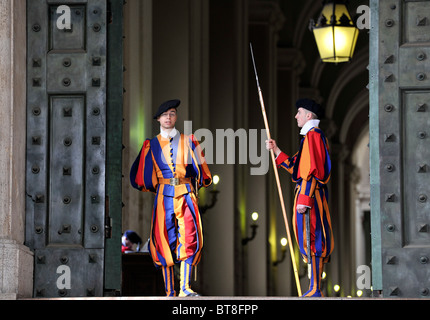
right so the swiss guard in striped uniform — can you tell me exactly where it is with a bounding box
[266,98,334,297]
[130,99,212,297]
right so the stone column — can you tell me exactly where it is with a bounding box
[248,0,285,296]
[0,0,34,299]
[328,143,350,296]
[122,0,154,250]
[275,48,305,296]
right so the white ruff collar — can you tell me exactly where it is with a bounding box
[300,119,320,136]
[160,127,178,139]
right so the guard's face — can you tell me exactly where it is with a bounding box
[157,108,177,130]
[295,107,311,128]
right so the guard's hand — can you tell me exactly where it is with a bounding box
[296,204,308,214]
[266,139,281,156]
[266,139,277,151]
[265,139,276,150]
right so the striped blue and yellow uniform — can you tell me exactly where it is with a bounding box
[276,127,333,297]
[130,133,212,296]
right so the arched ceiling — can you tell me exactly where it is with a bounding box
[276,0,370,149]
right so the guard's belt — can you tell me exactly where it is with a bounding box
[158,178,191,186]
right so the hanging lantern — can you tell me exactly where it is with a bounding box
[309,0,359,63]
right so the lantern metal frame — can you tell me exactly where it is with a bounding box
[309,0,359,63]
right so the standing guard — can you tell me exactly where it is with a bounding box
[130,99,212,297]
[266,99,334,297]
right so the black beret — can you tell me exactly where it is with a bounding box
[295,98,323,118]
[153,99,180,119]
[123,230,142,244]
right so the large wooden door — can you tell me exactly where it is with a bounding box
[25,0,122,297]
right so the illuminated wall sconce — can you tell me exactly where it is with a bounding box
[200,175,220,214]
[309,0,359,63]
[333,284,341,296]
[273,237,288,266]
[242,212,259,245]
[212,174,220,187]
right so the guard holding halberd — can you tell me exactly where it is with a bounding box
[266,98,334,297]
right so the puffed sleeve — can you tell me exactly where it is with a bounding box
[130,139,158,193]
[189,134,212,188]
